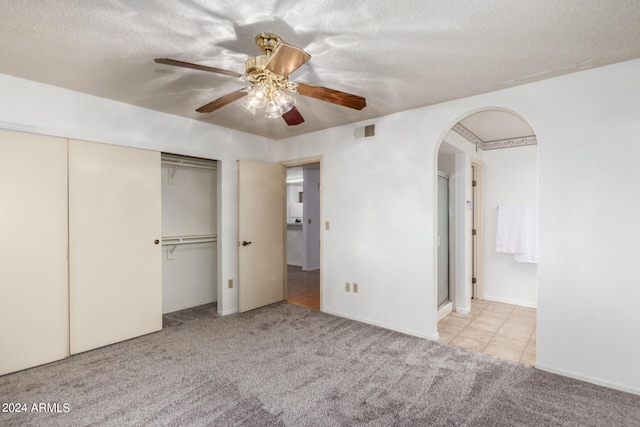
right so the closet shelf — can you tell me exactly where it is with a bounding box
[162,234,217,246]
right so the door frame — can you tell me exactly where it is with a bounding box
[471,160,485,300]
[437,171,453,309]
[280,155,323,311]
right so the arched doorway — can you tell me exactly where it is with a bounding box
[436,108,538,366]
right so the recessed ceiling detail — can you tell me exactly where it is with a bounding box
[481,135,537,151]
[452,123,483,146]
[453,122,537,151]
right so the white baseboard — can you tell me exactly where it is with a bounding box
[437,302,453,321]
[323,308,439,341]
[535,363,640,396]
[218,307,238,316]
[163,298,217,315]
[483,295,537,309]
[455,305,471,314]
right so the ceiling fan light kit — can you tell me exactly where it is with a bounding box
[242,35,299,118]
[154,32,366,126]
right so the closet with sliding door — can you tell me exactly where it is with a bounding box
[160,154,218,313]
[1,129,162,375]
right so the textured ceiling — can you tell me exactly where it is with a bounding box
[1,1,640,139]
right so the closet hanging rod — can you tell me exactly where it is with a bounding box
[161,159,217,171]
[162,234,217,246]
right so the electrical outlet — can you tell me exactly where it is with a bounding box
[353,283,358,293]
[228,279,233,289]
[345,282,350,292]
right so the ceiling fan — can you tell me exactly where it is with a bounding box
[154,33,366,126]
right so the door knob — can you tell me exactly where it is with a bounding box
[242,241,252,246]
[154,239,160,245]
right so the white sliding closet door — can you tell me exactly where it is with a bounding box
[69,139,161,354]
[0,130,69,375]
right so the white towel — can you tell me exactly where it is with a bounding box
[496,205,538,263]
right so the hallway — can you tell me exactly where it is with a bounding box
[438,300,537,366]
[286,265,320,310]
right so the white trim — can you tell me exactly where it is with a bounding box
[483,295,537,309]
[452,123,482,146]
[452,122,537,151]
[455,305,471,315]
[471,160,485,300]
[218,307,239,316]
[323,309,439,340]
[437,301,453,321]
[481,135,537,150]
[535,363,640,396]
[163,299,218,315]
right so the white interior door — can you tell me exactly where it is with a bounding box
[69,139,162,354]
[238,159,285,312]
[0,130,69,375]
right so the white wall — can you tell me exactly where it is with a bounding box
[273,117,443,339]
[483,144,538,307]
[529,61,640,394]
[273,59,640,394]
[438,133,484,314]
[0,73,274,316]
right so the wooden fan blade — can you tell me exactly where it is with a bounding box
[154,58,243,78]
[265,43,311,78]
[296,82,366,110]
[282,106,305,126]
[196,89,246,113]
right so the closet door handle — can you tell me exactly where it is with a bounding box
[154,239,160,245]
[242,241,252,246]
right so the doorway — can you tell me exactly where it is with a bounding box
[436,141,460,320]
[436,108,538,366]
[161,153,218,314]
[283,160,322,310]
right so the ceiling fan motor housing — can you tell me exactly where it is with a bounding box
[255,33,281,55]
[246,33,282,77]
[245,55,270,76]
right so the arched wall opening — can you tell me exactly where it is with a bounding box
[434,107,538,364]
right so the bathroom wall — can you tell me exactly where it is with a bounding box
[483,144,538,307]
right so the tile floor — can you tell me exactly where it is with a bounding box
[438,299,537,366]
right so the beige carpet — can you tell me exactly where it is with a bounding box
[1,302,639,426]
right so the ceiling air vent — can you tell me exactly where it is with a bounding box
[354,124,375,139]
